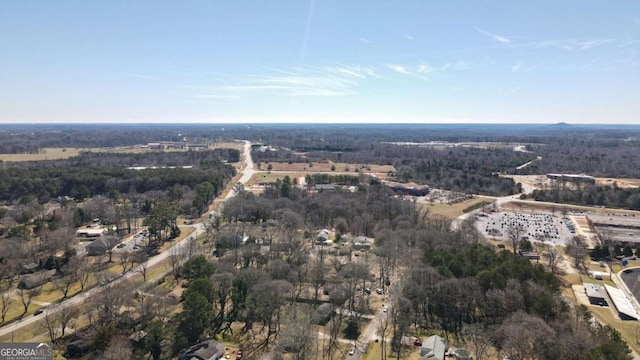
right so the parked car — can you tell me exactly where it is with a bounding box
[236,349,243,359]
[33,309,44,316]
[413,338,422,346]
[348,348,355,355]
[375,288,383,294]
[382,305,388,312]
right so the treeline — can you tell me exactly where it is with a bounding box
[0,151,236,203]
[304,174,360,186]
[524,185,640,210]
[515,139,640,178]
[254,144,527,196]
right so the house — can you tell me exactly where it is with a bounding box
[315,184,339,192]
[311,303,334,325]
[179,339,225,360]
[76,226,107,238]
[21,262,40,274]
[86,236,119,256]
[420,335,446,360]
[19,269,56,289]
[66,340,90,358]
[353,236,371,250]
[584,283,607,305]
[315,229,332,245]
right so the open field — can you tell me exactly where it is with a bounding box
[210,141,244,152]
[596,178,640,189]
[0,142,243,162]
[422,196,495,219]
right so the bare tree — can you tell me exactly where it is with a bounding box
[0,292,13,323]
[495,311,554,360]
[98,336,133,360]
[545,247,561,275]
[77,260,92,292]
[42,309,61,343]
[378,311,392,360]
[18,286,41,316]
[507,223,526,254]
[58,304,79,338]
[463,323,494,360]
[42,304,79,343]
[136,253,150,282]
[94,282,130,324]
[185,235,199,260]
[566,236,587,272]
[117,251,135,275]
[168,246,184,282]
[53,273,77,301]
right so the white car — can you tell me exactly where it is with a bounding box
[382,305,388,312]
[349,348,356,356]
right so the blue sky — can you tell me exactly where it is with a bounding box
[1,1,638,124]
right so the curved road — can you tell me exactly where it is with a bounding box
[0,140,255,339]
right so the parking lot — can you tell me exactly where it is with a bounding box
[112,230,148,253]
[476,210,576,246]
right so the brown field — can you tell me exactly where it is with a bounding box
[422,196,495,219]
[210,141,244,152]
[596,178,640,188]
[0,142,243,162]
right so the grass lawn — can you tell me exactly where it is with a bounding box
[590,306,640,355]
[362,342,420,360]
[423,196,495,219]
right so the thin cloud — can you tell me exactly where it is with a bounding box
[405,35,414,40]
[511,38,619,51]
[201,66,368,98]
[360,38,371,44]
[511,63,522,72]
[386,64,412,75]
[475,27,512,43]
[417,64,433,74]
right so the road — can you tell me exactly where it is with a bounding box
[0,140,255,339]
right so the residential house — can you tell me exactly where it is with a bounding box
[76,226,108,238]
[420,335,446,360]
[315,229,331,245]
[86,237,119,256]
[353,236,371,250]
[179,339,225,360]
[19,269,56,289]
[311,303,334,325]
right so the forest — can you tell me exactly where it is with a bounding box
[0,150,237,203]
[524,184,640,210]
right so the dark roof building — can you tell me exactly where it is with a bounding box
[179,339,225,360]
[19,269,56,289]
[584,283,607,305]
[86,236,119,256]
